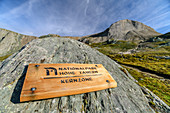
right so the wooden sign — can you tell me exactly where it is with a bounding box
[20,64,117,102]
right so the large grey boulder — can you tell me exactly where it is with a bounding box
[0,37,154,112]
[0,28,38,57]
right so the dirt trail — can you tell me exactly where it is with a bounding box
[116,61,170,79]
[121,64,170,81]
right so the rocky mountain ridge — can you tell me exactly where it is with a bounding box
[79,19,161,44]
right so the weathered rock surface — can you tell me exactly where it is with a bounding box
[79,19,161,43]
[0,28,38,57]
[140,86,170,113]
[0,37,155,112]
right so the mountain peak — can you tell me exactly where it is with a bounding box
[112,19,156,31]
[108,19,161,40]
[80,19,161,43]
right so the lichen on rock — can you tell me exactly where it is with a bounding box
[0,37,154,112]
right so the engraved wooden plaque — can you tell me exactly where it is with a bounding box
[20,64,117,102]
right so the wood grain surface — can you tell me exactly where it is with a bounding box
[20,64,117,102]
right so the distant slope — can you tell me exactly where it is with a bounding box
[79,19,161,43]
[138,32,170,51]
[0,28,81,61]
[39,34,81,40]
[159,32,170,39]
[0,28,38,57]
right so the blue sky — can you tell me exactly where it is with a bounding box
[0,0,170,36]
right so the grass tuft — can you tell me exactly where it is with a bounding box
[0,54,12,62]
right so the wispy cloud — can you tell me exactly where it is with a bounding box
[0,0,169,36]
[84,0,89,16]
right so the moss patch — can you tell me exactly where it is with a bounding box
[108,53,170,75]
[0,54,12,62]
[39,34,60,39]
[91,40,137,52]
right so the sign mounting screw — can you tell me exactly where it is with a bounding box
[31,87,36,91]
[106,80,110,83]
[35,65,39,67]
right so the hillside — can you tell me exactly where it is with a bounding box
[0,28,38,58]
[89,31,170,108]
